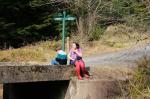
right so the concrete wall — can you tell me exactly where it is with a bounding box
[0,84,3,99]
[0,64,123,99]
[0,65,74,83]
[3,81,70,99]
[65,79,121,99]
[0,64,75,99]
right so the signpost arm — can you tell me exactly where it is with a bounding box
[62,11,66,51]
[54,11,75,51]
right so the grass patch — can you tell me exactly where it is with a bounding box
[102,24,150,48]
[82,41,125,57]
[0,41,60,63]
[0,39,124,63]
[128,56,150,98]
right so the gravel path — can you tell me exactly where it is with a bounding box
[84,44,150,67]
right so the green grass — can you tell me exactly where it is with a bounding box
[0,41,59,63]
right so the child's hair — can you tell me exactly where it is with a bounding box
[73,42,80,49]
[55,46,62,51]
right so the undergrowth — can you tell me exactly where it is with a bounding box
[128,56,150,98]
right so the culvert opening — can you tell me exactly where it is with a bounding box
[4,80,70,99]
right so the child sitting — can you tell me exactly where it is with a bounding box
[51,46,67,65]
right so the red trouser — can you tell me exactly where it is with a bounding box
[75,60,89,80]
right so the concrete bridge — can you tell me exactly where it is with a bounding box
[0,63,74,83]
[0,63,74,99]
[0,63,122,99]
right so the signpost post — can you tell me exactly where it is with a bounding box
[54,11,76,51]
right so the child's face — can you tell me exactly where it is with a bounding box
[72,43,76,49]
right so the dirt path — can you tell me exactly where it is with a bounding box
[84,44,150,67]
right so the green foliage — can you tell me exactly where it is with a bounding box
[0,0,150,48]
[0,0,65,48]
[111,0,131,17]
[129,56,150,98]
[98,0,150,31]
[88,26,104,41]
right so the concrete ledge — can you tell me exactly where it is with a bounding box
[0,65,75,83]
[65,79,121,99]
[0,84,2,99]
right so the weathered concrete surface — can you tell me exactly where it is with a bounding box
[0,64,74,83]
[3,81,69,99]
[65,79,121,99]
[0,84,3,99]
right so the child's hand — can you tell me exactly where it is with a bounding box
[73,49,78,53]
[72,58,75,61]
